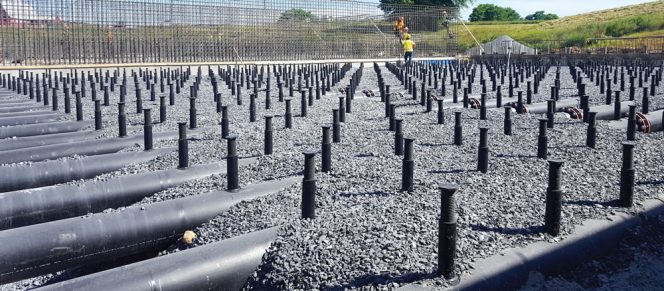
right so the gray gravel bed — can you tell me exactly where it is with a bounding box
[0,62,663,291]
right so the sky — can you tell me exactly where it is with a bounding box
[459,0,657,20]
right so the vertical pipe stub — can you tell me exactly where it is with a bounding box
[545,159,564,236]
[619,141,636,207]
[225,134,239,191]
[189,97,197,129]
[264,115,273,155]
[160,95,167,123]
[401,138,415,192]
[395,118,404,156]
[503,106,512,135]
[627,105,636,141]
[302,150,317,219]
[332,109,341,143]
[438,184,458,280]
[143,109,153,151]
[586,112,597,149]
[118,102,127,137]
[94,100,102,130]
[477,126,489,173]
[454,111,462,146]
[437,99,445,125]
[321,125,332,173]
[538,118,548,159]
[178,122,189,169]
[285,98,293,129]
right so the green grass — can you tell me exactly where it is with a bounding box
[450,1,664,52]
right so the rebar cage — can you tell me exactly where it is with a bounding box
[0,0,459,66]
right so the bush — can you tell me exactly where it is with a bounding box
[469,4,521,22]
[604,15,664,37]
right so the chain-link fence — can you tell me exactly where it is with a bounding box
[0,0,458,66]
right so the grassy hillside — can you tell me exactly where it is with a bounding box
[453,1,664,51]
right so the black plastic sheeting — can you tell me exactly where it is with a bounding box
[0,176,298,284]
[0,159,256,230]
[0,147,174,193]
[35,227,280,291]
[0,120,92,139]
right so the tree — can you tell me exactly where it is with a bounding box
[469,4,521,22]
[525,11,559,21]
[279,9,316,22]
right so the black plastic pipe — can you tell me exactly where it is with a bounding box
[454,111,462,146]
[401,138,415,192]
[75,92,83,121]
[0,127,202,164]
[538,118,548,159]
[35,227,280,291]
[178,123,189,168]
[0,148,172,193]
[545,159,564,236]
[627,105,636,140]
[586,112,597,149]
[0,177,296,284]
[226,134,239,190]
[0,104,48,114]
[619,142,635,207]
[321,125,331,173]
[118,102,127,137]
[0,120,92,139]
[477,126,489,173]
[590,101,633,120]
[285,99,293,129]
[94,100,102,130]
[437,99,445,124]
[189,97,197,129]
[160,95,167,123]
[0,130,100,151]
[0,113,58,127]
[504,106,512,135]
[301,150,317,219]
[264,115,273,155]
[0,159,255,231]
[438,184,458,280]
[332,109,340,143]
[480,93,487,120]
[0,110,55,119]
[144,109,153,151]
[221,105,229,138]
[338,96,345,122]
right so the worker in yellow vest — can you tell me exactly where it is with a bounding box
[401,34,415,65]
